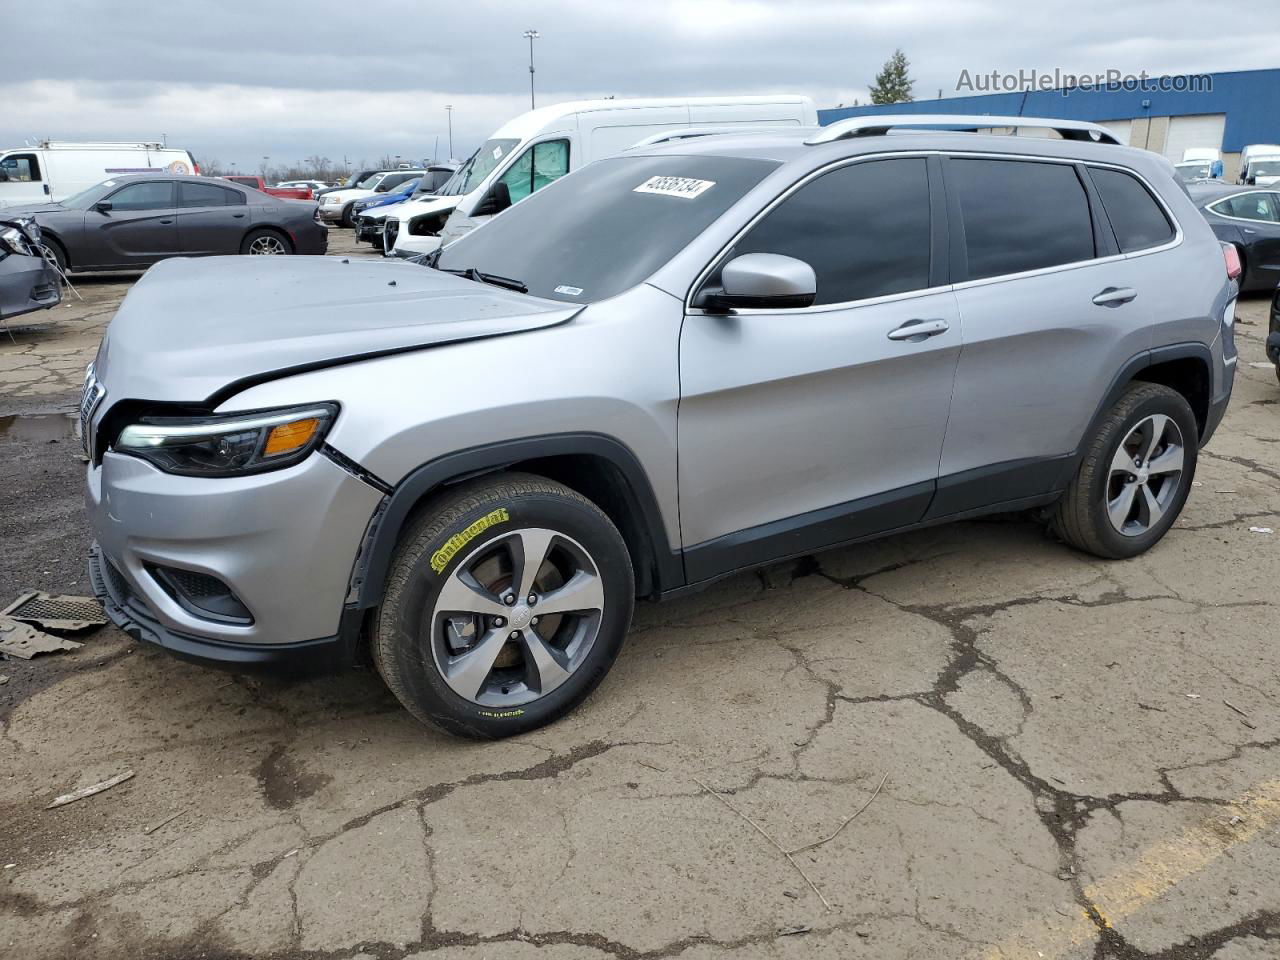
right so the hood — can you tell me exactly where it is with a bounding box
[393,195,460,218]
[4,202,68,217]
[96,255,579,405]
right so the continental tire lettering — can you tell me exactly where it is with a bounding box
[479,709,525,719]
[430,508,510,573]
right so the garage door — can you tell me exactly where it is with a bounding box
[1163,114,1226,162]
[1097,120,1132,146]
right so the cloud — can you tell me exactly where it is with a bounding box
[2,0,1276,168]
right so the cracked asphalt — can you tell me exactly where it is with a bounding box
[1,233,1277,959]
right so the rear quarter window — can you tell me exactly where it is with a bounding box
[1088,167,1175,252]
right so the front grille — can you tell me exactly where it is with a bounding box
[79,365,105,456]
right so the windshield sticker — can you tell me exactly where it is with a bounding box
[554,284,584,297]
[492,146,504,160]
[633,176,716,199]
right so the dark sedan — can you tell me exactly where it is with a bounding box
[0,217,61,321]
[1188,182,1280,294]
[13,174,327,274]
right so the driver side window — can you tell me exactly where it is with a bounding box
[0,154,42,182]
[498,139,570,205]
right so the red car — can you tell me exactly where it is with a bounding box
[220,176,313,201]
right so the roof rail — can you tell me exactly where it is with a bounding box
[628,125,810,149]
[806,115,1121,146]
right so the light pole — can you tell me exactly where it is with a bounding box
[523,29,540,109]
[445,104,453,158]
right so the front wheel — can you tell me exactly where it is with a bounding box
[1052,382,1198,559]
[373,473,635,738]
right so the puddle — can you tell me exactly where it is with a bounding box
[0,412,79,443]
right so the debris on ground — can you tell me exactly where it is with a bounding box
[778,925,811,937]
[46,770,136,809]
[0,616,83,659]
[143,809,186,835]
[0,674,8,685]
[1248,527,1274,535]
[1,591,107,631]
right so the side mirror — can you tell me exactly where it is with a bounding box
[698,253,817,312]
[473,181,512,217]
[93,200,113,213]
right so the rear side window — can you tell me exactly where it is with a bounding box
[179,182,245,207]
[731,158,932,304]
[950,158,1095,281]
[1209,192,1280,223]
[1088,167,1174,252]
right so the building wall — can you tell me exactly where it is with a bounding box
[818,68,1280,154]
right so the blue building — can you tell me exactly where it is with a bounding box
[818,68,1280,180]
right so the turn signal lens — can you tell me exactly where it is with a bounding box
[264,417,320,457]
[1223,242,1242,281]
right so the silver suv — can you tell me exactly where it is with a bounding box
[84,116,1238,737]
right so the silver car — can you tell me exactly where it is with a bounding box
[84,116,1238,737]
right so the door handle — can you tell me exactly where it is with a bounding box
[1242,227,1257,235]
[232,213,246,219]
[1091,287,1137,307]
[159,219,174,225]
[887,318,950,342]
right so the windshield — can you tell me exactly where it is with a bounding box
[1252,161,1280,177]
[60,180,118,208]
[413,167,456,196]
[1176,164,1211,181]
[456,140,520,195]
[356,173,384,189]
[435,154,778,303]
[432,154,476,197]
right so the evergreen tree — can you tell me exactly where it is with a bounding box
[870,49,914,104]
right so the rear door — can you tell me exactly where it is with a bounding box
[82,181,179,267]
[176,180,249,255]
[678,155,961,579]
[935,155,1164,516]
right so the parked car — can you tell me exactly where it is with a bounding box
[353,177,421,243]
[84,116,1235,738]
[0,217,61,320]
[0,140,198,208]
[276,180,330,193]
[220,176,313,200]
[318,171,425,226]
[317,170,378,198]
[1187,182,1280,293]
[1240,156,1280,187]
[357,164,458,248]
[14,174,326,273]
[1174,160,1218,183]
[1238,144,1280,184]
[390,95,818,257]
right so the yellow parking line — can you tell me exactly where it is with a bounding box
[978,779,1280,959]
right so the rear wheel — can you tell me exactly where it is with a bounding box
[1052,383,1198,559]
[241,229,292,256]
[341,203,358,228]
[373,473,634,738]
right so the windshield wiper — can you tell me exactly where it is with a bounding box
[434,263,528,293]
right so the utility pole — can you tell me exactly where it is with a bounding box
[523,30,540,109]
[445,105,453,158]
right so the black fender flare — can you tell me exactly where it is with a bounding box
[349,432,682,610]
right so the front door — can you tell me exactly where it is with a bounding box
[83,181,179,267]
[678,156,960,581]
[0,153,49,206]
[176,180,250,255]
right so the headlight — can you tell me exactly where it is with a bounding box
[114,404,337,477]
[0,227,28,256]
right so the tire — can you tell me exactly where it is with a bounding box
[1052,382,1198,559]
[341,203,358,228]
[240,228,292,256]
[40,238,67,275]
[373,473,635,739]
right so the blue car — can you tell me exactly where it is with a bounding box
[353,179,421,242]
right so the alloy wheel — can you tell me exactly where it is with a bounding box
[429,527,605,708]
[248,235,286,255]
[1105,414,1185,536]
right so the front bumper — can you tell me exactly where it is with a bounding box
[391,231,442,258]
[86,448,383,653]
[294,221,329,255]
[0,252,60,320]
[354,215,385,242]
[317,203,346,222]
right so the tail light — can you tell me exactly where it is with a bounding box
[1223,242,1242,281]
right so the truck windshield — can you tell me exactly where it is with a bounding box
[1252,161,1280,177]
[456,140,519,194]
[435,154,778,303]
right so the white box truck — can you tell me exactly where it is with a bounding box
[0,141,199,208]
[387,95,817,257]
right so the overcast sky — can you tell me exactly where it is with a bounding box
[4,0,1278,173]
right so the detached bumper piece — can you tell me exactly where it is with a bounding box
[89,544,361,675]
[0,250,60,321]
